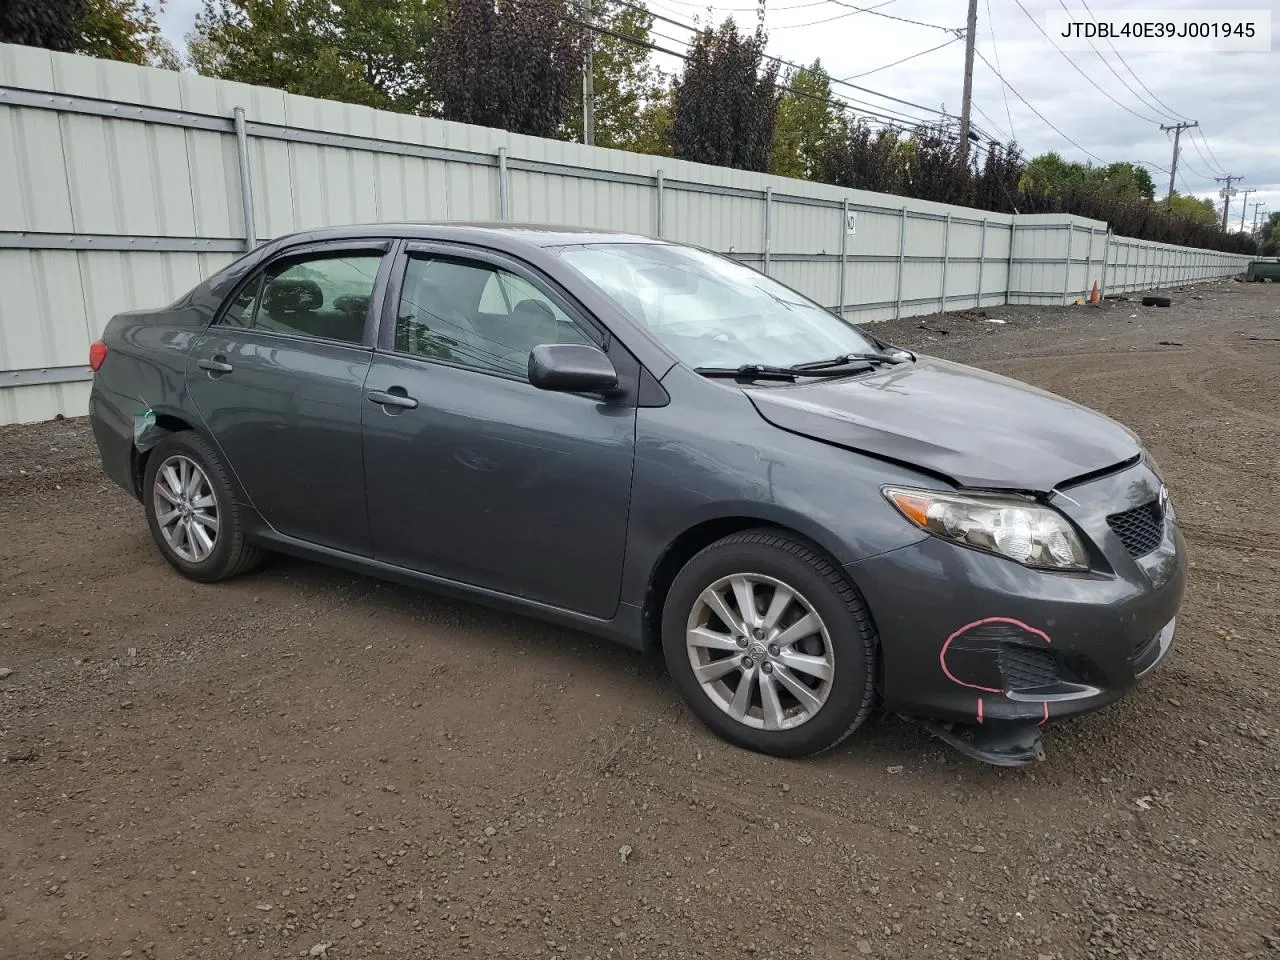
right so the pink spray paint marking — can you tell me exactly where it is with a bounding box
[939,616,1054,724]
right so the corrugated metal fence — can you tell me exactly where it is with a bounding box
[0,43,1251,424]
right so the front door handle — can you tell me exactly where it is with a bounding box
[367,388,419,410]
[198,356,234,374]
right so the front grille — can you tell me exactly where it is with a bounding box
[997,645,1060,691]
[1107,500,1164,558]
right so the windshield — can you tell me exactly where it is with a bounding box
[558,243,879,369]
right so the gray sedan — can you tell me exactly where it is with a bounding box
[88,224,1186,765]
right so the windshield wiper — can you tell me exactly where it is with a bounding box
[789,351,910,372]
[694,362,873,382]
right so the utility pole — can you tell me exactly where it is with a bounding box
[1251,202,1267,236]
[1238,188,1257,230]
[1159,120,1197,208]
[957,0,978,165]
[1215,174,1241,230]
[581,0,595,146]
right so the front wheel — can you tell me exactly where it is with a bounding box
[661,529,877,757]
[142,432,264,583]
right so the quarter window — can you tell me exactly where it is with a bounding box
[396,256,591,377]
[220,252,382,344]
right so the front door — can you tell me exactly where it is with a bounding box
[361,247,637,618]
[187,242,390,556]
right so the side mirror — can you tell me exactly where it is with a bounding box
[528,343,620,395]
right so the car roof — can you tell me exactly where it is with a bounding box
[270,222,665,251]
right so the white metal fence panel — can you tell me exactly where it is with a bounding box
[0,42,1251,424]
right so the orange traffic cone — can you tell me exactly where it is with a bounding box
[1089,281,1100,304]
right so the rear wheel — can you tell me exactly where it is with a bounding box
[661,529,877,757]
[142,432,264,583]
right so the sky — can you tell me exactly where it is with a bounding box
[156,0,1279,231]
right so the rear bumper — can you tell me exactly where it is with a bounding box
[89,384,139,499]
[846,459,1187,727]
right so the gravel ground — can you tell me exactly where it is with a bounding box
[2,280,1278,960]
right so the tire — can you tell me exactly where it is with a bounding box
[1141,295,1172,308]
[661,528,877,757]
[142,432,264,583]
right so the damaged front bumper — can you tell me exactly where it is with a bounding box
[846,458,1186,765]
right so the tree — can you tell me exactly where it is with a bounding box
[819,120,904,195]
[189,0,439,114]
[769,60,842,181]
[671,20,780,172]
[629,83,676,158]
[78,0,169,65]
[1099,162,1155,200]
[0,0,89,51]
[565,1,666,152]
[436,0,585,137]
[1262,212,1280,257]
[1,0,172,68]
[1166,192,1218,227]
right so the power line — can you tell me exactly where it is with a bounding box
[768,7,889,29]
[1010,0,1162,125]
[1194,128,1227,172]
[820,0,954,31]
[836,36,960,78]
[1076,0,1188,123]
[971,101,1012,143]
[744,0,902,29]
[608,0,958,124]
[983,0,1015,143]
[577,18,918,133]
[648,0,873,12]
[1190,127,1227,176]
[1182,132,1219,180]
[1055,0,1185,124]
[972,47,1106,164]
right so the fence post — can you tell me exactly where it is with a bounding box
[939,213,951,313]
[497,147,509,221]
[232,106,256,251]
[1062,224,1074,304]
[1006,222,1017,305]
[895,206,908,319]
[1100,229,1112,298]
[838,197,848,318]
[1084,226,1094,297]
[655,170,664,238]
[976,218,987,308]
[763,186,773,275]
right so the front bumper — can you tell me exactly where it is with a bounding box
[847,458,1187,727]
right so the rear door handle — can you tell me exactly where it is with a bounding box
[198,356,234,374]
[367,388,418,410]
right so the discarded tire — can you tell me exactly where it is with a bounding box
[1141,296,1172,308]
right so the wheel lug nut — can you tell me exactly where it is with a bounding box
[761,662,773,674]
[753,627,765,640]
[768,644,780,657]
[741,655,753,668]
[736,636,748,649]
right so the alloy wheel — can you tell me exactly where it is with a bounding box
[153,454,219,563]
[685,573,835,731]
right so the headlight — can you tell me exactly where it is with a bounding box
[883,486,1089,571]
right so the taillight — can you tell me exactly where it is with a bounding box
[89,340,108,372]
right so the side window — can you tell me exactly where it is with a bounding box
[396,256,591,377]
[221,275,262,328]
[228,253,382,344]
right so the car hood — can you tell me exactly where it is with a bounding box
[744,356,1141,491]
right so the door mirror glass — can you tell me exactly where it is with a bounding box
[528,343,620,395]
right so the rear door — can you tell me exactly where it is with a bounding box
[360,243,638,618]
[187,241,393,556]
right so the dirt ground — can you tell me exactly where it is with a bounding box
[2,280,1278,960]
